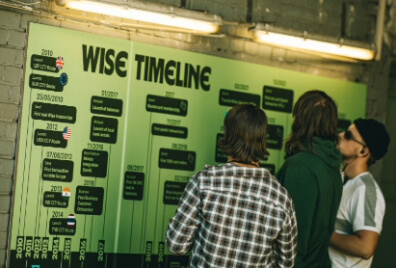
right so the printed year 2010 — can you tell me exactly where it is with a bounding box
[37,93,63,103]
[41,49,53,56]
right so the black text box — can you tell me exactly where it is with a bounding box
[267,124,284,150]
[219,89,261,107]
[32,102,76,123]
[80,149,108,178]
[90,116,118,144]
[75,186,104,215]
[29,74,63,91]
[163,181,187,205]
[151,123,188,139]
[49,218,76,235]
[123,172,144,200]
[42,158,73,182]
[91,96,123,117]
[262,86,294,113]
[34,129,67,148]
[43,192,69,208]
[146,95,188,116]
[158,148,196,171]
[31,54,59,73]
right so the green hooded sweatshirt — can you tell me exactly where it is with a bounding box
[276,137,342,268]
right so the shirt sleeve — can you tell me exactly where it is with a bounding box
[166,175,201,254]
[347,183,385,234]
[274,199,298,268]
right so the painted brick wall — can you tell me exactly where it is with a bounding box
[0,0,393,267]
[0,9,24,266]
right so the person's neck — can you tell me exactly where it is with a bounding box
[343,158,369,180]
[227,157,259,168]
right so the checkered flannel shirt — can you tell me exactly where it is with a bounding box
[167,163,298,268]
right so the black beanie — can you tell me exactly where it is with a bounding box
[354,118,390,160]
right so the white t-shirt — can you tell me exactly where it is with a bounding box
[329,172,385,268]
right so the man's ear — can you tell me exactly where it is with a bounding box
[360,147,370,157]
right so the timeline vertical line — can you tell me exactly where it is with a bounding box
[102,145,111,239]
[46,209,49,236]
[22,119,35,236]
[153,167,161,248]
[129,201,134,253]
[141,112,153,254]
[18,79,34,236]
[84,214,87,241]
[35,147,44,236]
[162,196,167,245]
[113,42,133,254]
[90,210,94,252]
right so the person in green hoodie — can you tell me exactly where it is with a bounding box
[276,90,343,268]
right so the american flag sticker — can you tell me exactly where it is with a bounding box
[62,126,71,140]
[56,56,64,70]
[67,214,76,228]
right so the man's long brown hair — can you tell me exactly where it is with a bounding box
[219,104,269,163]
[285,90,339,158]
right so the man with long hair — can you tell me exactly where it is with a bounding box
[276,90,343,267]
[167,104,298,267]
[329,119,389,268]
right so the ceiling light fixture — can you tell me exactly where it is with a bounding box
[55,0,222,34]
[250,23,376,61]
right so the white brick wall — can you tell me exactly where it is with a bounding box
[0,10,20,29]
[0,8,21,267]
[0,1,393,267]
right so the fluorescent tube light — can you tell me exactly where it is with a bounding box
[57,0,222,34]
[250,24,375,61]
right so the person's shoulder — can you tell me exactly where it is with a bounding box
[264,173,295,206]
[283,151,322,169]
[278,152,317,176]
[348,172,373,187]
[264,172,285,190]
[349,172,383,194]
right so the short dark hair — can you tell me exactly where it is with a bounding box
[285,90,339,157]
[218,104,269,163]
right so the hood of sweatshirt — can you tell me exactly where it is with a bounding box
[301,137,342,168]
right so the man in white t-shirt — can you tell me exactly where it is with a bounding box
[329,118,390,268]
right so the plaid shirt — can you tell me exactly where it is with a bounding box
[167,163,298,268]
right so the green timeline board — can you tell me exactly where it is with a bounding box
[8,22,367,268]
